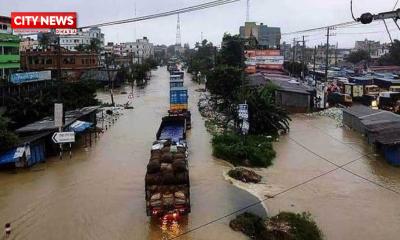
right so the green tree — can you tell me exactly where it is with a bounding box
[0,113,18,152]
[246,84,291,135]
[379,40,400,65]
[186,40,215,81]
[346,50,371,64]
[218,34,245,68]
[206,65,243,105]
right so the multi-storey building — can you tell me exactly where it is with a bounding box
[123,37,154,64]
[240,22,281,49]
[0,16,20,82]
[20,47,100,82]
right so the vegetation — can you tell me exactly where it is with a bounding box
[379,39,400,65]
[246,84,291,135]
[346,49,371,64]
[0,113,19,152]
[186,39,216,82]
[75,39,102,53]
[212,133,276,167]
[5,80,99,129]
[227,168,262,183]
[230,212,323,240]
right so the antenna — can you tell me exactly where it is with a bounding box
[176,14,182,46]
[246,0,250,22]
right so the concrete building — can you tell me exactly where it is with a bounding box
[0,16,12,35]
[354,39,389,59]
[240,22,281,49]
[20,37,39,52]
[0,32,20,83]
[20,47,100,82]
[37,28,105,52]
[123,37,154,64]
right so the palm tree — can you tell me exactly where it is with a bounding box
[246,84,291,135]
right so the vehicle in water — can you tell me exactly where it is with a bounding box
[145,115,190,219]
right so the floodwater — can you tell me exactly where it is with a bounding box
[0,67,265,240]
[242,115,400,240]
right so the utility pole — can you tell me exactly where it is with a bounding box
[292,38,296,76]
[301,35,305,80]
[313,46,317,85]
[325,27,330,82]
[57,35,62,101]
[105,53,115,106]
[335,42,338,66]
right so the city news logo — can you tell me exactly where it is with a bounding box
[11,12,77,34]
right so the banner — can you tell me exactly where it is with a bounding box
[10,71,51,84]
[244,49,283,72]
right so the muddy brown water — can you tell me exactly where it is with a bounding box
[0,67,264,240]
[2,67,400,240]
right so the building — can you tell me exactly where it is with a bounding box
[20,47,100,82]
[37,27,105,52]
[240,22,281,49]
[354,39,389,59]
[123,37,154,63]
[0,16,12,34]
[0,32,20,82]
[20,37,39,52]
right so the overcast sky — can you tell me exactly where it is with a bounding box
[1,0,400,48]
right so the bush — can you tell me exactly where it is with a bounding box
[230,212,323,240]
[212,133,275,167]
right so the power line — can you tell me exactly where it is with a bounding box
[394,0,399,10]
[169,133,400,239]
[79,0,240,29]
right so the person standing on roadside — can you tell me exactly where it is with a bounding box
[4,223,11,239]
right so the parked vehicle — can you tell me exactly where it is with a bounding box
[378,92,400,113]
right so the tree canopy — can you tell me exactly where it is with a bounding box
[346,49,371,64]
[379,40,400,65]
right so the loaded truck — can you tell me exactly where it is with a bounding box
[145,115,190,219]
[169,86,191,129]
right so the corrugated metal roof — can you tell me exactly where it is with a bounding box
[16,106,99,133]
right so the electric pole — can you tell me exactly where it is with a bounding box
[302,35,305,80]
[313,46,317,86]
[325,27,330,82]
[292,38,296,76]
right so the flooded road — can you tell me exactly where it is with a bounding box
[0,67,264,240]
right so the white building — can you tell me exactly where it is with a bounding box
[59,27,105,51]
[123,37,154,63]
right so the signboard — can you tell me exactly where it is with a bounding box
[56,28,78,35]
[244,49,284,72]
[54,103,63,128]
[241,120,250,135]
[238,104,249,120]
[52,132,75,144]
[10,71,51,84]
[245,56,284,66]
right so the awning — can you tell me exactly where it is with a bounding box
[0,147,25,166]
[68,120,93,133]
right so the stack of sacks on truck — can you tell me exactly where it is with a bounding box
[145,140,188,206]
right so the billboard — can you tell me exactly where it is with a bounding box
[10,71,51,84]
[244,50,284,72]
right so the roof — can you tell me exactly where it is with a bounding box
[247,73,267,87]
[80,70,117,82]
[16,106,99,134]
[344,105,400,145]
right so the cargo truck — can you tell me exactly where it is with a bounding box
[145,115,190,219]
